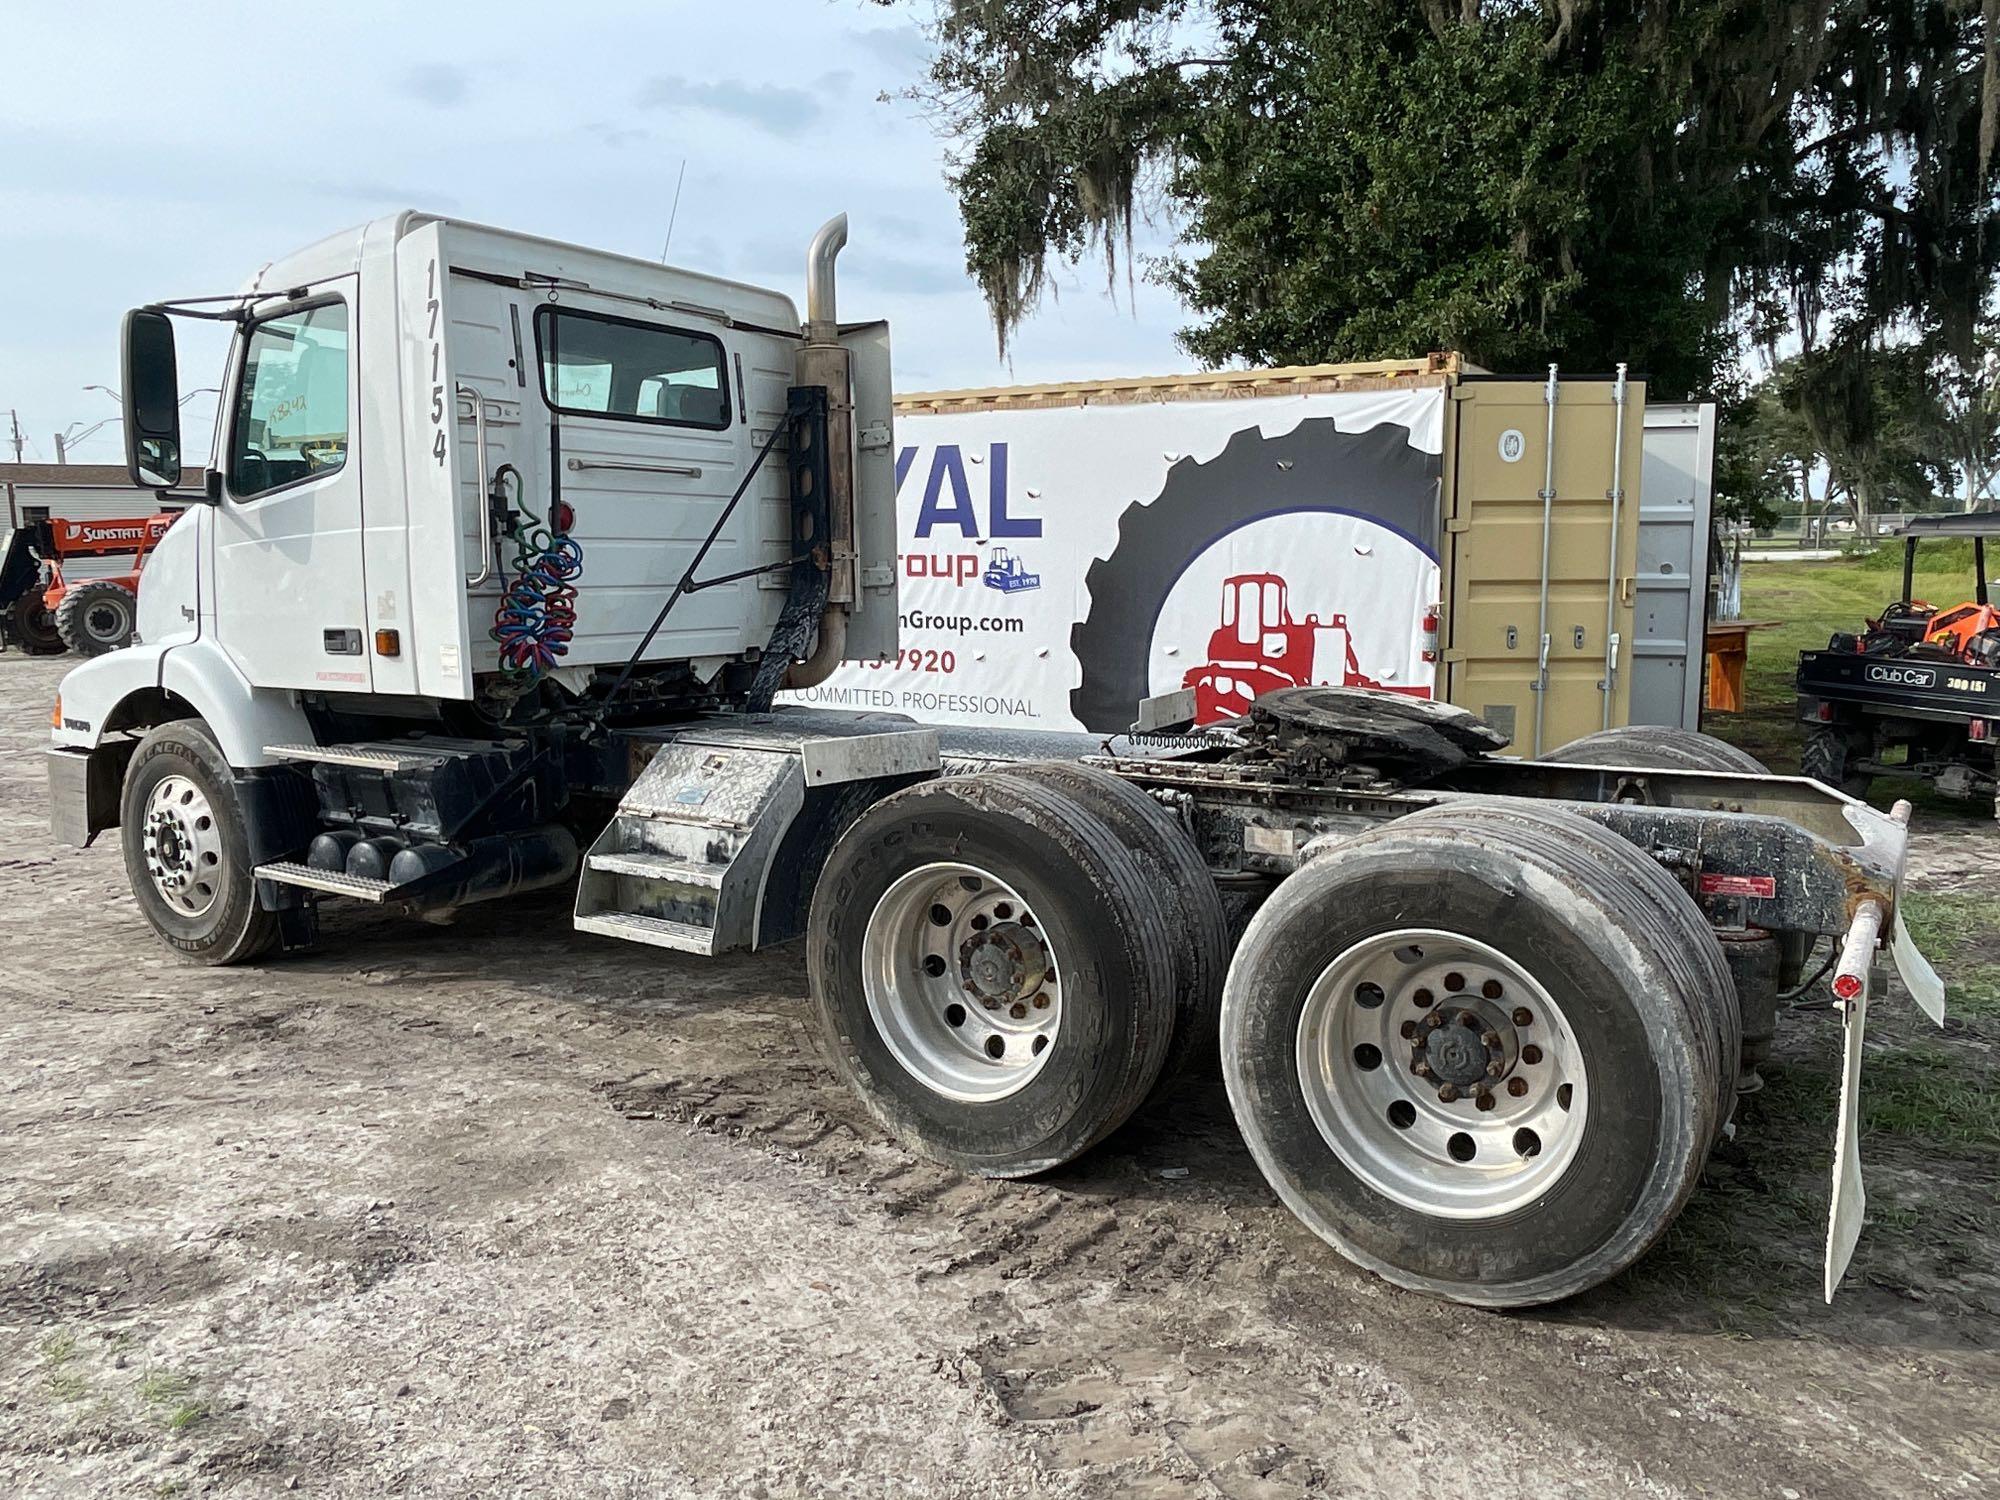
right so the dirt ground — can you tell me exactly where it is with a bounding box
[2,651,1996,1499]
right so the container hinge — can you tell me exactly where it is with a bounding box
[859,563,895,589]
[858,421,892,453]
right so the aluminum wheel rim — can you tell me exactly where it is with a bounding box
[861,861,1062,1103]
[142,774,225,918]
[1296,928,1588,1220]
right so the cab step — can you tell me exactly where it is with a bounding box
[572,910,717,955]
[264,742,454,772]
[254,861,401,902]
[584,850,729,887]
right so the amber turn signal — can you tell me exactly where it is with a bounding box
[374,629,401,657]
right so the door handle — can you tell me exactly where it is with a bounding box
[460,383,494,587]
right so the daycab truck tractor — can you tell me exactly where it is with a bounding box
[47,211,1943,1308]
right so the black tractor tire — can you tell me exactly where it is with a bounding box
[1800,723,1872,798]
[55,579,139,655]
[7,590,65,654]
[980,762,1231,1091]
[808,773,1180,1177]
[1221,799,1734,1307]
[119,721,280,966]
[1538,724,1766,775]
[1068,418,1441,733]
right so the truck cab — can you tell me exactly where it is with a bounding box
[47,211,901,959]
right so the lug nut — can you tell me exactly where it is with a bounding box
[1522,1044,1543,1065]
[1475,1090,1496,1112]
[1459,1013,1482,1030]
[1512,1007,1534,1027]
[1412,1060,1432,1079]
[1507,1077,1529,1097]
[1481,1030,1501,1047]
[982,997,999,1010]
[1426,1011,1445,1029]
[1437,1084,1459,1103]
[1486,1061,1505,1078]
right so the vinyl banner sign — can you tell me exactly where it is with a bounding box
[782,388,1446,733]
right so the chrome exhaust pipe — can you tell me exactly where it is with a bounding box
[806,213,848,340]
[787,213,856,690]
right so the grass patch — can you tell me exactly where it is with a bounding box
[1899,891,2000,1018]
[1860,1047,2000,1147]
[40,1329,89,1402]
[136,1370,205,1433]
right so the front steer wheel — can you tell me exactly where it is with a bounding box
[119,721,279,965]
[56,579,139,655]
[1222,799,1735,1307]
[807,773,1180,1178]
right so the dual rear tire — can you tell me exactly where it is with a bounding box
[806,765,1226,1177]
[810,770,1736,1307]
[1223,799,1736,1305]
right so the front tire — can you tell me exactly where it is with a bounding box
[56,580,138,655]
[119,721,278,965]
[1221,800,1733,1306]
[807,773,1180,1177]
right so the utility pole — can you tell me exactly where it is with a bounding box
[7,409,22,463]
[53,432,67,464]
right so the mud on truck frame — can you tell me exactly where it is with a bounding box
[47,210,1942,1308]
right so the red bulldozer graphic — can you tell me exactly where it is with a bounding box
[1182,573,1430,723]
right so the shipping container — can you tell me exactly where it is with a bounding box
[784,356,1701,753]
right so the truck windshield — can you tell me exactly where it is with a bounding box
[536,306,729,430]
[228,300,350,499]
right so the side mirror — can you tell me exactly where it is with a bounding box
[122,309,182,489]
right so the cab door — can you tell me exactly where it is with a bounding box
[210,279,370,692]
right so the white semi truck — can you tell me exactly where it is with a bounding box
[46,211,1941,1308]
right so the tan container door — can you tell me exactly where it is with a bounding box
[1441,374,1645,755]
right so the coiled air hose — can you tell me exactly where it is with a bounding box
[489,465,583,682]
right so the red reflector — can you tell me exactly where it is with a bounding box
[1832,973,1863,1002]
[1816,702,1834,721]
[1972,720,1990,742]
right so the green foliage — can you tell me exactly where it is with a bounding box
[908,0,2000,417]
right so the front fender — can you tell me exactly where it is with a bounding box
[52,645,173,750]
[158,639,314,768]
[51,639,314,770]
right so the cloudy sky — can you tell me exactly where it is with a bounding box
[0,0,1189,466]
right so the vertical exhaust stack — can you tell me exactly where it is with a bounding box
[786,213,855,689]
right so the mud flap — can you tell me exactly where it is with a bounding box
[1824,970,1868,1303]
[1892,908,1946,1026]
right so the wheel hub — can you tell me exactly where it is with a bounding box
[1413,999,1518,1092]
[140,774,225,918]
[959,921,1048,1006]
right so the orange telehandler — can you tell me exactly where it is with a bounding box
[0,511,180,656]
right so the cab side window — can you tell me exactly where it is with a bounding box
[536,307,730,430]
[229,301,350,499]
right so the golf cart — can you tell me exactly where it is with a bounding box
[1796,510,2000,811]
